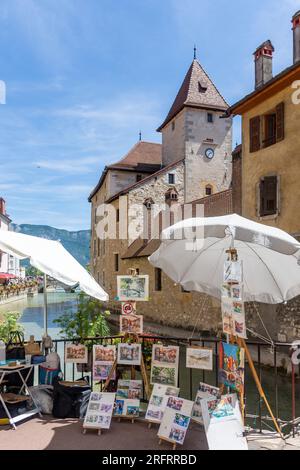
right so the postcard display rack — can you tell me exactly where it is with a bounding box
[222,247,283,438]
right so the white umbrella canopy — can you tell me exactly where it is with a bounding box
[0,229,108,302]
[149,215,300,304]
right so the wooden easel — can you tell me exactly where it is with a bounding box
[82,425,103,436]
[225,247,284,439]
[158,436,177,450]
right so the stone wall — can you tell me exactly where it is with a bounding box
[161,110,186,166]
[184,108,232,202]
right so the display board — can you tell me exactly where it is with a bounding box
[83,392,115,431]
[200,393,248,450]
[150,345,179,387]
[157,396,194,447]
[93,344,116,383]
[145,384,180,423]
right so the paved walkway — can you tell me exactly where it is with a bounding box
[2,416,300,450]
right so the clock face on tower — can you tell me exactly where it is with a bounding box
[205,148,215,160]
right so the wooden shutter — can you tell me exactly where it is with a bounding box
[250,116,261,153]
[260,176,277,216]
[276,102,285,142]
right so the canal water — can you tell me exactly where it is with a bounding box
[0,293,298,429]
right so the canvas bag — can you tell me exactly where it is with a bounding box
[6,332,25,360]
[25,335,41,356]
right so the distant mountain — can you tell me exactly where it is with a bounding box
[11,224,91,267]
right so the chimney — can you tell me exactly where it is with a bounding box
[254,40,275,89]
[0,198,5,216]
[292,11,300,64]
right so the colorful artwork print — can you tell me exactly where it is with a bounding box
[219,343,245,394]
[186,347,213,370]
[221,296,247,339]
[120,315,143,335]
[116,380,142,400]
[158,398,193,446]
[117,343,142,366]
[145,384,180,424]
[153,345,179,365]
[113,399,140,418]
[93,345,116,382]
[117,275,149,302]
[65,344,88,364]
[224,261,242,283]
[83,392,115,430]
[192,383,221,423]
[151,365,177,387]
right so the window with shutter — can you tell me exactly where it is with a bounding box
[259,176,278,216]
[250,116,261,153]
[276,102,285,142]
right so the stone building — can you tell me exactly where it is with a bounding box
[88,56,233,334]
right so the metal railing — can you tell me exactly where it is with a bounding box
[36,334,299,437]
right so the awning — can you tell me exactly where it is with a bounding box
[0,273,16,280]
[0,230,108,301]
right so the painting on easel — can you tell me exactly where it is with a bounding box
[218,343,245,394]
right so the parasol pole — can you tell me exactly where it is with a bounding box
[43,273,48,335]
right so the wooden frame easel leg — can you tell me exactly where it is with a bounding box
[240,338,284,439]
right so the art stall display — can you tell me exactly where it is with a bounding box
[218,342,245,394]
[200,393,248,450]
[186,347,213,370]
[93,345,116,383]
[65,344,88,364]
[83,392,115,431]
[145,384,180,423]
[150,345,179,387]
[117,343,142,366]
[121,301,137,316]
[116,380,143,399]
[191,382,221,424]
[120,315,143,335]
[117,275,149,302]
[157,396,194,447]
[114,398,140,418]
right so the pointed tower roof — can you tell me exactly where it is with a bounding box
[157,59,229,131]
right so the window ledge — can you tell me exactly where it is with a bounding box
[258,213,279,221]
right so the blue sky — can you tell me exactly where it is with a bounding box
[0,0,298,230]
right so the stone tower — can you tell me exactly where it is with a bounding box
[157,58,232,203]
[292,11,300,64]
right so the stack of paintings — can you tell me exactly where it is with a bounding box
[191,382,221,424]
[93,345,116,387]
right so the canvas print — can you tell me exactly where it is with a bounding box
[186,347,213,370]
[221,296,247,339]
[83,392,115,430]
[116,380,143,399]
[145,384,180,424]
[231,284,243,301]
[200,394,239,432]
[93,345,116,382]
[117,275,149,302]
[120,315,143,334]
[117,343,142,366]
[219,343,245,394]
[150,344,179,387]
[65,344,88,364]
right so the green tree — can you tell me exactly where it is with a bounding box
[0,311,24,343]
[54,292,110,340]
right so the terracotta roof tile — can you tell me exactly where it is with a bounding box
[157,60,229,131]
